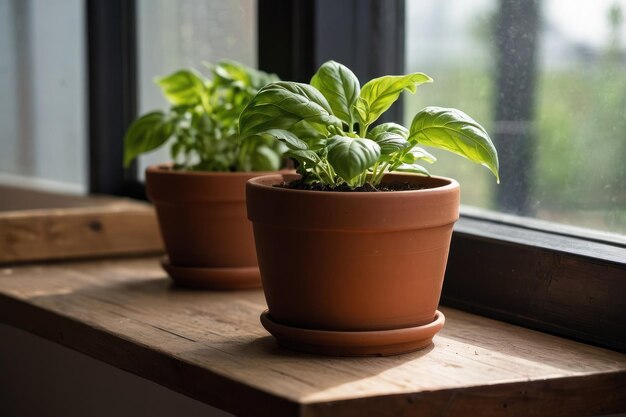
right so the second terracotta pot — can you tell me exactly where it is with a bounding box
[246,173,460,355]
[146,165,272,289]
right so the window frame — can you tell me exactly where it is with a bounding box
[446,216,625,352]
[87,0,144,199]
[87,0,626,353]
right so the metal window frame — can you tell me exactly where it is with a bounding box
[87,0,144,199]
[87,0,626,352]
[258,0,405,123]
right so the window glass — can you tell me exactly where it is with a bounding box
[405,0,626,236]
[0,0,87,194]
[136,0,257,176]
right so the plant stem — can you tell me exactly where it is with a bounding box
[320,163,336,185]
[372,162,390,185]
[370,161,380,184]
[359,123,369,138]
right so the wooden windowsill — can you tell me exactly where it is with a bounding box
[0,186,163,264]
[0,256,624,417]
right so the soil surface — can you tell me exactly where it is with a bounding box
[276,179,430,192]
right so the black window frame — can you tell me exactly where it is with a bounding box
[87,0,144,199]
[87,0,626,353]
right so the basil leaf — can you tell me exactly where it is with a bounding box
[370,132,408,155]
[327,136,381,181]
[123,111,174,167]
[251,145,281,171]
[285,149,320,164]
[310,60,360,126]
[170,141,185,161]
[395,163,430,176]
[367,122,409,139]
[354,73,432,128]
[239,81,343,137]
[263,129,308,150]
[409,106,499,181]
[212,60,250,88]
[288,120,328,150]
[248,69,280,90]
[156,69,207,105]
[403,147,437,164]
[365,122,410,155]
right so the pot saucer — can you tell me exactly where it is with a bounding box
[161,257,261,290]
[260,310,445,356]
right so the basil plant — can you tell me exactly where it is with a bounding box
[238,60,499,188]
[124,60,284,172]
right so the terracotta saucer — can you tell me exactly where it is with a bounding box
[260,310,445,356]
[161,257,261,290]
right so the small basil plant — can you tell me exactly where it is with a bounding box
[124,60,284,172]
[238,60,499,188]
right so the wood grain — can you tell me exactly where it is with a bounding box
[0,199,163,264]
[0,185,125,212]
[1,257,625,417]
[444,217,626,353]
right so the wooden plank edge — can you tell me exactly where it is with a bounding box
[2,291,624,417]
[0,204,163,265]
[0,201,145,218]
[0,293,300,417]
[441,295,626,354]
[444,224,626,353]
[301,372,626,417]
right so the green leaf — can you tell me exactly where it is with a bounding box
[285,149,320,164]
[354,73,432,127]
[327,136,381,181]
[265,126,322,170]
[288,120,328,150]
[212,60,251,88]
[123,111,174,167]
[239,81,343,137]
[170,140,184,161]
[210,61,281,90]
[367,122,409,139]
[395,163,430,176]
[408,106,499,181]
[211,59,280,92]
[251,145,281,171]
[263,129,308,150]
[370,132,408,155]
[365,122,410,155]
[403,147,437,164]
[248,69,280,90]
[155,69,207,105]
[310,60,360,126]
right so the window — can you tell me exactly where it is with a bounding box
[2,0,623,351]
[405,0,626,238]
[404,0,625,351]
[135,0,257,176]
[0,0,87,194]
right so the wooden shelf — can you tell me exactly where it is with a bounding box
[1,256,625,417]
[0,186,163,264]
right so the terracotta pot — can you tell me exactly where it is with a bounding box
[146,164,273,289]
[246,173,460,355]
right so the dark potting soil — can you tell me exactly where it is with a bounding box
[276,179,430,192]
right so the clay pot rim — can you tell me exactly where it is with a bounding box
[146,163,278,178]
[146,164,289,204]
[247,173,459,198]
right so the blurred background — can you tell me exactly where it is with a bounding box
[405,0,626,236]
[1,0,624,236]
